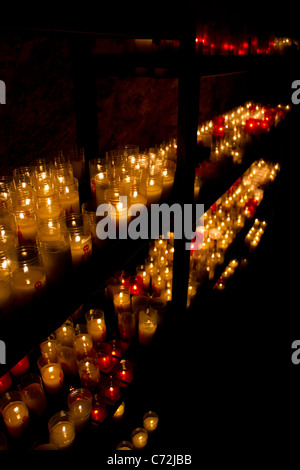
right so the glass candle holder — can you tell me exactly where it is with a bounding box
[85,309,106,346]
[10,356,30,377]
[19,373,47,416]
[146,173,163,206]
[113,290,131,315]
[0,372,12,394]
[112,401,125,422]
[94,170,110,206]
[77,357,100,392]
[82,201,103,251]
[55,319,75,348]
[138,309,158,345]
[37,356,64,395]
[57,345,78,378]
[48,411,75,450]
[64,214,92,267]
[91,395,108,424]
[143,411,159,433]
[116,440,134,450]
[100,375,120,404]
[89,158,109,200]
[0,391,30,438]
[113,359,133,386]
[56,176,80,215]
[67,388,93,432]
[131,427,148,450]
[11,246,47,308]
[96,343,113,372]
[73,333,94,361]
[118,311,136,342]
[151,273,166,297]
[136,265,151,291]
[40,339,58,363]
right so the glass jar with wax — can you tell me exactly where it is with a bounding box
[104,187,131,229]
[82,201,104,251]
[55,176,80,215]
[138,308,158,345]
[85,309,106,346]
[48,411,75,450]
[0,391,30,438]
[19,373,47,416]
[37,225,72,285]
[11,246,47,308]
[63,214,92,267]
[0,175,13,210]
[67,388,92,432]
[88,158,109,201]
[12,195,38,245]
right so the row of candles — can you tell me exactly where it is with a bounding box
[0,141,179,317]
[0,257,170,449]
[189,159,279,298]
[213,218,268,291]
[197,102,288,163]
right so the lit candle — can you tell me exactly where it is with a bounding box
[70,234,92,267]
[77,358,100,391]
[11,265,47,307]
[55,321,75,348]
[116,440,134,450]
[67,388,93,432]
[58,187,80,215]
[40,339,58,363]
[73,334,94,360]
[113,359,133,386]
[138,310,157,345]
[112,401,125,421]
[96,343,113,371]
[16,212,38,244]
[146,179,162,206]
[113,291,131,315]
[2,401,29,438]
[143,411,159,433]
[85,309,106,346]
[131,427,148,449]
[48,411,75,450]
[40,363,64,394]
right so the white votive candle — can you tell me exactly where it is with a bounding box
[1,400,29,438]
[40,363,64,394]
[131,427,148,449]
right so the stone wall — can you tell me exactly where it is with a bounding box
[0,35,264,176]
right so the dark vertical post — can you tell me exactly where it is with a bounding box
[71,38,99,167]
[171,15,200,314]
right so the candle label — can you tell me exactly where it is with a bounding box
[34,280,43,290]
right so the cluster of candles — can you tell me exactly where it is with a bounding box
[116,410,159,450]
[189,159,279,298]
[213,218,267,291]
[0,309,138,448]
[106,234,176,344]
[0,150,92,317]
[244,218,267,253]
[197,102,288,167]
[88,142,177,225]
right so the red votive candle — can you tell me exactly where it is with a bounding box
[96,343,113,372]
[0,372,12,394]
[10,356,30,377]
[113,359,133,387]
